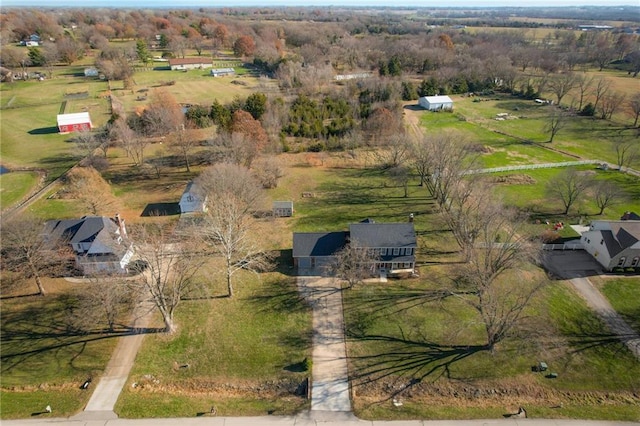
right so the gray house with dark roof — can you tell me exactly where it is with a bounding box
[44,215,134,275]
[581,220,640,271]
[293,221,417,274]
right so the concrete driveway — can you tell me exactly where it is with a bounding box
[543,250,640,361]
[297,274,353,415]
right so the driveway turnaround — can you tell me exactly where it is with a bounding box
[297,274,353,414]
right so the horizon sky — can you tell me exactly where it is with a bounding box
[1,0,637,8]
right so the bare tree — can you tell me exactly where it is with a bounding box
[327,241,381,289]
[131,223,207,333]
[626,93,640,127]
[423,130,476,207]
[546,168,593,215]
[592,77,611,112]
[614,139,639,171]
[253,156,284,189]
[452,207,544,351]
[389,165,410,198]
[593,180,624,215]
[547,72,577,105]
[1,216,67,296]
[76,276,133,332]
[574,73,594,112]
[111,117,147,166]
[544,107,568,143]
[410,135,431,187]
[195,163,271,298]
[598,92,626,121]
[170,125,199,173]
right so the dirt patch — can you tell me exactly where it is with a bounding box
[352,376,640,409]
[492,174,536,185]
[130,377,308,399]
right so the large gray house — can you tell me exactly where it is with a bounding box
[581,220,640,271]
[44,215,134,275]
[293,221,417,275]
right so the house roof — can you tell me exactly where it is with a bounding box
[292,232,347,258]
[57,112,92,126]
[169,58,211,66]
[621,211,640,221]
[273,201,293,209]
[587,221,640,258]
[349,222,417,249]
[421,95,453,104]
[44,216,124,256]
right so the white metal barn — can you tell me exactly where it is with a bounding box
[419,95,454,111]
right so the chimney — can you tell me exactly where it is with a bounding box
[114,213,127,238]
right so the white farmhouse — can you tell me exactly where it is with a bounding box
[179,181,208,215]
[581,220,640,271]
[419,95,454,111]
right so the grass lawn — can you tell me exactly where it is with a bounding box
[0,171,40,210]
[345,273,640,421]
[592,276,640,334]
[0,279,123,419]
[492,166,640,222]
[116,270,312,418]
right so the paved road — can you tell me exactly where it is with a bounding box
[4,413,638,425]
[297,274,352,412]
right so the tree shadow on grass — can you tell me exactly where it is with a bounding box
[0,294,163,376]
[247,277,310,314]
[347,331,486,396]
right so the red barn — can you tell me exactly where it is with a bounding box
[57,112,93,134]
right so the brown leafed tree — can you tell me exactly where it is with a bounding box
[65,166,120,216]
[229,109,268,167]
[233,35,256,58]
[142,89,184,137]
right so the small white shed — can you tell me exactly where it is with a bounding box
[273,201,294,217]
[419,95,453,111]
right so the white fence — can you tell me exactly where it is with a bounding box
[466,160,601,175]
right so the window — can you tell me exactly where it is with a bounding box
[381,248,387,256]
[393,248,400,256]
[617,257,626,267]
[632,257,639,267]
